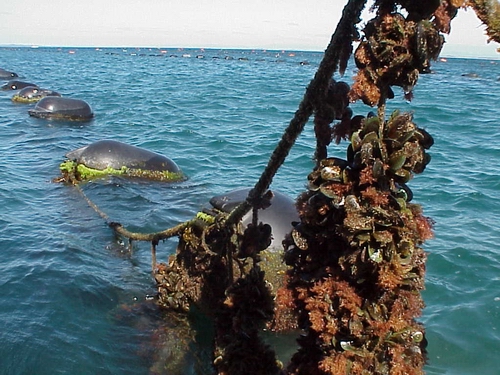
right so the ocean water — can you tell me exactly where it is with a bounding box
[0,47,499,374]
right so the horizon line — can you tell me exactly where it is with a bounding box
[1,43,499,60]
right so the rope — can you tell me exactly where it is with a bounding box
[226,0,367,226]
[74,183,195,272]
[75,184,191,242]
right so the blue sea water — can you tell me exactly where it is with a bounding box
[0,47,499,374]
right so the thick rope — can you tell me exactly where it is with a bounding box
[226,0,367,227]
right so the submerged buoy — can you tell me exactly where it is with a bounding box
[12,86,61,103]
[0,68,19,80]
[208,188,299,252]
[59,139,185,182]
[28,97,93,121]
[1,80,37,91]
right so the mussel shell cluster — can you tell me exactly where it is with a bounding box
[301,111,432,228]
[155,261,191,312]
[284,111,433,372]
[287,110,433,272]
[349,110,433,183]
[350,12,444,105]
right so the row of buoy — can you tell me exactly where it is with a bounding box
[1,66,182,180]
[0,67,19,79]
[1,71,94,121]
[2,62,301,375]
[101,50,311,65]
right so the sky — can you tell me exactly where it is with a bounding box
[0,0,498,58]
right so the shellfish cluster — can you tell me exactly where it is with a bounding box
[350,10,444,105]
[283,111,434,374]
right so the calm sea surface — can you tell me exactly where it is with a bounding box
[0,47,499,374]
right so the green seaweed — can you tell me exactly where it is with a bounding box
[195,211,215,224]
[59,160,78,174]
[77,163,128,179]
[11,95,39,104]
[58,159,184,183]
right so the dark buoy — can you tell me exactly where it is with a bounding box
[12,86,61,103]
[28,97,93,121]
[0,68,19,80]
[461,72,479,78]
[208,188,299,252]
[59,140,185,182]
[1,80,38,91]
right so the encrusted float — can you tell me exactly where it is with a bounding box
[58,139,185,183]
[12,86,61,103]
